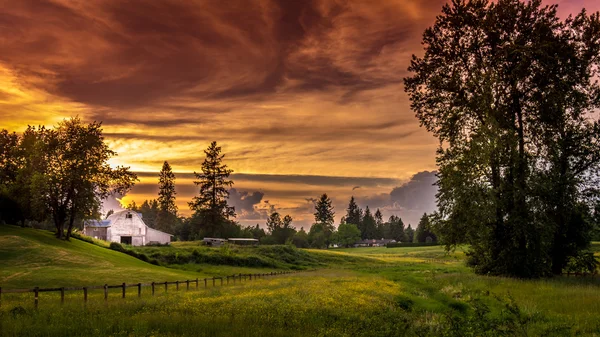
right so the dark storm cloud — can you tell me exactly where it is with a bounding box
[390,170,438,212]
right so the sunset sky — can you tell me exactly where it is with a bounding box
[1,0,599,229]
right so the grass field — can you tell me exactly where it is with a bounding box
[1,226,599,336]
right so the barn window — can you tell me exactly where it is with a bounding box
[139,228,142,234]
[126,213,133,219]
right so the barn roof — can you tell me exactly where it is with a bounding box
[84,219,111,227]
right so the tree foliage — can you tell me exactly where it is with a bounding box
[189,141,236,237]
[414,213,437,243]
[266,212,296,244]
[0,118,137,239]
[405,0,600,277]
[156,161,178,233]
[332,223,361,247]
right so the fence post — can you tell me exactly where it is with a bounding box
[61,287,65,304]
[233,275,236,284]
[104,284,108,301]
[152,282,155,296]
[204,278,207,288]
[176,281,179,291]
[138,283,142,297]
[196,278,199,289]
[83,287,88,303]
[220,277,223,286]
[165,282,168,292]
[212,277,215,287]
[227,276,229,285]
[249,274,252,281]
[122,283,126,298]
[239,273,242,282]
[186,280,190,291]
[34,287,39,309]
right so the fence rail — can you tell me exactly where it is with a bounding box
[0,271,299,308]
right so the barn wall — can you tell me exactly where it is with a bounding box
[84,227,107,240]
[107,211,147,245]
[146,227,171,245]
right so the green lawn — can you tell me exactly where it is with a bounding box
[1,226,599,336]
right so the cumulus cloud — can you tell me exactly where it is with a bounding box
[390,171,438,213]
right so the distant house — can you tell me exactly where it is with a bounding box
[83,210,172,246]
[354,239,396,247]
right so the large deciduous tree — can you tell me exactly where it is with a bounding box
[332,223,361,248]
[189,141,236,237]
[19,118,137,239]
[404,0,600,277]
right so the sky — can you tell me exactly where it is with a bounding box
[1,0,599,229]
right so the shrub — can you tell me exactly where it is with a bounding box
[564,250,599,274]
[109,242,125,252]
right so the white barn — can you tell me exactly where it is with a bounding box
[83,210,172,246]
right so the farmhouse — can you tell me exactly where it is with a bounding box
[83,210,172,246]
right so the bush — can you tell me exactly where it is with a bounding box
[109,242,125,252]
[564,251,599,274]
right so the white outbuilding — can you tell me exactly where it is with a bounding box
[83,210,172,246]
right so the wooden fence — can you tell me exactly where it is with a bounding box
[0,271,297,309]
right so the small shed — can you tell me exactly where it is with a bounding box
[228,238,259,246]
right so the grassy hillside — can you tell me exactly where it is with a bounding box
[0,226,279,289]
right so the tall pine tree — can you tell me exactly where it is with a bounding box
[361,206,377,240]
[345,196,362,225]
[314,193,335,247]
[156,161,177,232]
[189,141,235,237]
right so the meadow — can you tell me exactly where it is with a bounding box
[1,226,599,336]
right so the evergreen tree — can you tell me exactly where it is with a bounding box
[345,196,361,225]
[314,193,335,226]
[374,209,384,239]
[405,224,415,243]
[156,161,177,232]
[388,215,406,242]
[361,206,377,240]
[414,213,437,243]
[314,193,335,247]
[189,141,235,237]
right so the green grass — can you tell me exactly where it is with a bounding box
[0,226,281,288]
[2,226,600,336]
[132,241,372,270]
